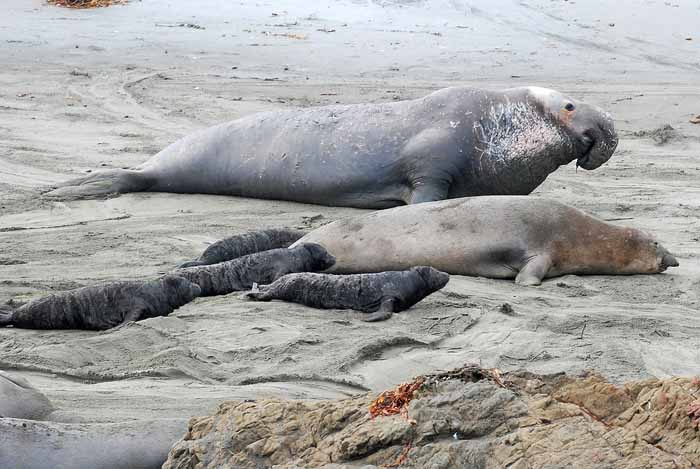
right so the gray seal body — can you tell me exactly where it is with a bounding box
[0,371,54,420]
[245,266,449,321]
[47,87,617,208]
[0,416,186,469]
[0,275,201,330]
[0,373,186,469]
[293,196,678,285]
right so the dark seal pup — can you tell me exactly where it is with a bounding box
[178,228,307,268]
[294,196,679,285]
[245,266,450,322]
[46,86,617,208]
[0,275,201,330]
[174,243,336,296]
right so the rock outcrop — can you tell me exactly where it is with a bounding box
[164,366,700,468]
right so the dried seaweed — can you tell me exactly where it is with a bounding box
[369,365,506,420]
[47,0,128,9]
[369,377,425,419]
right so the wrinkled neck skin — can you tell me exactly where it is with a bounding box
[551,224,658,276]
[466,93,576,195]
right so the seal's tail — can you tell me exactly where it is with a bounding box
[0,305,14,327]
[244,292,267,301]
[243,285,271,301]
[43,169,153,199]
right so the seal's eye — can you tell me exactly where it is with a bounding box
[564,102,575,112]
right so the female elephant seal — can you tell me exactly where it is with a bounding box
[46,87,617,208]
[245,266,450,322]
[0,371,54,420]
[0,374,186,469]
[292,196,679,285]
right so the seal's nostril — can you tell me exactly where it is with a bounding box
[662,253,679,268]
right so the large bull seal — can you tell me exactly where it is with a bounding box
[292,196,679,285]
[46,87,617,208]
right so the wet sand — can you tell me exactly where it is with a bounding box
[1,0,699,426]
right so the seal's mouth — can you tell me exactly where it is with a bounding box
[576,134,595,170]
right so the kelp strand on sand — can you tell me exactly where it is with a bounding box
[47,0,127,9]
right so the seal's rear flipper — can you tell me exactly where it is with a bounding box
[43,169,153,199]
[0,305,15,327]
[243,292,270,301]
[177,260,206,269]
[243,286,271,301]
[361,297,397,322]
[361,311,393,322]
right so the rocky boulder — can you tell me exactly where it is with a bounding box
[164,366,700,468]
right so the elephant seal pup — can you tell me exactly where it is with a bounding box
[0,371,54,420]
[245,266,450,322]
[293,196,679,285]
[0,275,201,330]
[0,418,186,469]
[178,228,307,268]
[174,243,336,296]
[46,86,617,208]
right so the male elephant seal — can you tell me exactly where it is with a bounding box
[292,196,679,285]
[46,86,617,208]
[178,228,307,268]
[245,266,449,322]
[175,243,335,296]
[0,275,201,330]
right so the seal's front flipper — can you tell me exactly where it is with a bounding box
[43,169,153,199]
[122,309,145,324]
[177,260,206,269]
[361,297,397,322]
[515,255,552,286]
[408,179,450,205]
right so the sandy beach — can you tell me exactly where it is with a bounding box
[1,0,699,433]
